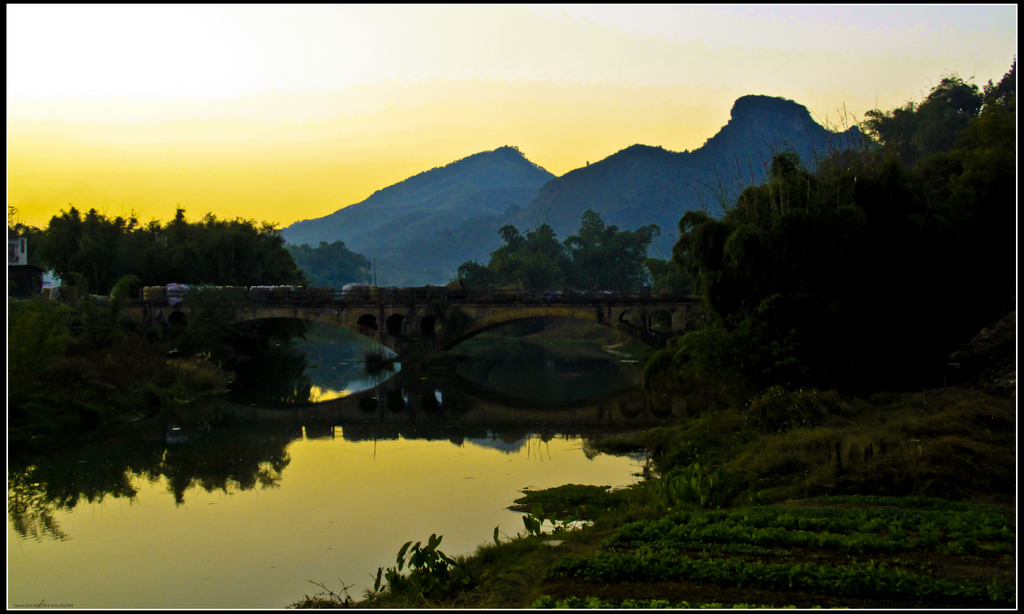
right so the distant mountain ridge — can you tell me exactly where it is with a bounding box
[508,95,863,258]
[282,145,554,256]
[281,95,863,286]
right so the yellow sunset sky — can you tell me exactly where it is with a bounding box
[6,4,1017,231]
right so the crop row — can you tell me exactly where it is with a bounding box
[801,494,1002,512]
[531,595,806,608]
[545,552,1015,606]
[603,505,1013,555]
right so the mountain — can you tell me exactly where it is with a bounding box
[282,95,864,286]
[281,146,555,286]
[505,95,864,259]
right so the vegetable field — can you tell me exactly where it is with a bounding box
[535,496,1015,608]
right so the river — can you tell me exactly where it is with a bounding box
[7,321,684,609]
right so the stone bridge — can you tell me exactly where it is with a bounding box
[125,287,700,355]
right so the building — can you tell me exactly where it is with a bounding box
[8,229,44,297]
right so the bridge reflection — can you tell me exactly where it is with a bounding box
[205,369,709,445]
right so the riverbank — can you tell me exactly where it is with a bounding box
[290,314,1016,609]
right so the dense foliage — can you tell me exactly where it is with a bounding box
[669,62,1015,394]
[16,207,304,294]
[456,209,660,293]
[8,274,308,444]
[6,279,225,443]
[287,240,372,288]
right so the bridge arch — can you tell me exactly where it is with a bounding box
[420,389,441,411]
[649,308,674,334]
[386,388,407,412]
[357,313,379,331]
[420,315,438,338]
[386,313,405,336]
[618,309,644,328]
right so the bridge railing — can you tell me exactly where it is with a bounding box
[134,284,695,308]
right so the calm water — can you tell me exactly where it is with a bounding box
[8,323,682,609]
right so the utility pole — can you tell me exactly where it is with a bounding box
[373,258,377,286]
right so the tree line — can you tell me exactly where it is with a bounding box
[14,205,669,295]
[15,207,305,294]
[14,204,383,295]
[455,209,671,294]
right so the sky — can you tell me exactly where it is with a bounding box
[6,4,1017,230]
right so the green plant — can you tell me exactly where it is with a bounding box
[369,534,470,601]
[649,462,727,510]
[522,504,545,537]
[602,501,1014,556]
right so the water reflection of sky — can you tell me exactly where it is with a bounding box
[465,436,528,454]
[297,324,401,396]
[8,434,642,609]
[464,432,558,455]
[308,385,352,402]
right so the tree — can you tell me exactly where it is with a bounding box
[563,209,660,292]
[982,58,1016,111]
[288,241,372,288]
[457,210,661,293]
[455,260,499,289]
[643,257,691,296]
[863,73,985,167]
[487,223,568,291]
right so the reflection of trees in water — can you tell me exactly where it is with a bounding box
[160,436,291,504]
[454,351,638,409]
[8,440,158,541]
[227,342,313,406]
[8,429,293,540]
[224,319,314,406]
[8,470,71,542]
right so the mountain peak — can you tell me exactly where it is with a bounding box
[698,94,828,157]
[400,145,550,184]
[280,145,555,269]
[730,94,814,123]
